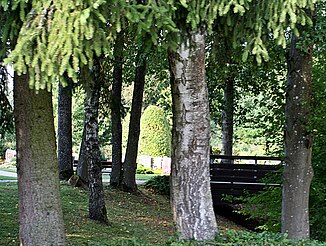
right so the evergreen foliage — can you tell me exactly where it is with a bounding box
[139,105,171,157]
[4,0,177,89]
[2,0,316,89]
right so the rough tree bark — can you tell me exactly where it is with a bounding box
[81,60,108,223]
[110,32,124,187]
[14,73,66,245]
[58,78,73,180]
[121,45,147,192]
[221,77,234,157]
[282,32,314,240]
[168,28,218,241]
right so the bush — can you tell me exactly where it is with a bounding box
[215,230,326,245]
[139,105,171,157]
[136,164,154,174]
[144,175,170,196]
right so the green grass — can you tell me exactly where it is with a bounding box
[135,174,158,180]
[0,182,325,245]
[102,174,158,181]
[0,183,19,245]
[0,167,17,172]
[0,176,17,180]
[0,182,174,245]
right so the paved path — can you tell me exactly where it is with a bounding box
[0,170,146,184]
[0,170,17,177]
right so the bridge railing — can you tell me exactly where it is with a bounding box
[209,155,283,206]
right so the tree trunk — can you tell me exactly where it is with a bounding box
[168,28,218,241]
[122,45,147,192]
[282,33,314,240]
[58,78,73,180]
[81,60,108,224]
[14,73,66,245]
[221,77,234,159]
[110,32,124,187]
[77,124,88,183]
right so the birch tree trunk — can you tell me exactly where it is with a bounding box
[14,73,66,245]
[81,61,108,224]
[168,28,218,241]
[282,33,314,240]
[110,32,124,187]
[58,78,73,180]
[122,45,147,192]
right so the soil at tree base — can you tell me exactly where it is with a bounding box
[215,205,263,232]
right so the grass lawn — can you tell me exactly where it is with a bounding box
[0,176,17,180]
[0,182,174,245]
[1,182,324,245]
[102,174,158,181]
[0,167,17,172]
[136,174,159,180]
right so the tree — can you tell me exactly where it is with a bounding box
[58,77,74,180]
[282,13,314,240]
[139,105,171,157]
[1,2,67,244]
[122,43,147,192]
[14,73,66,245]
[0,65,14,138]
[79,59,108,223]
[221,76,235,156]
[168,27,218,241]
[110,31,124,187]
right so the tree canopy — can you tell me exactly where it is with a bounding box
[3,0,316,88]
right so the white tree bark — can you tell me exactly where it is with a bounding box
[169,28,217,241]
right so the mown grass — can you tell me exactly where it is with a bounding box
[0,176,16,180]
[102,174,158,181]
[0,167,16,172]
[0,182,174,246]
[0,182,325,246]
[0,183,19,245]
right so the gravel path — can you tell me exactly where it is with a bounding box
[0,170,146,184]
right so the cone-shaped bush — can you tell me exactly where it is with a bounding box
[139,105,171,157]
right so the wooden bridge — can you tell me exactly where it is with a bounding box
[209,155,283,206]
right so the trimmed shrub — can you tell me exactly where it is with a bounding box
[139,105,171,157]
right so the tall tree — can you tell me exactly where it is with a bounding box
[2,2,67,244]
[110,31,124,187]
[168,27,218,241]
[221,77,234,156]
[122,43,147,192]
[80,59,108,223]
[58,77,73,180]
[14,73,66,245]
[282,18,314,239]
